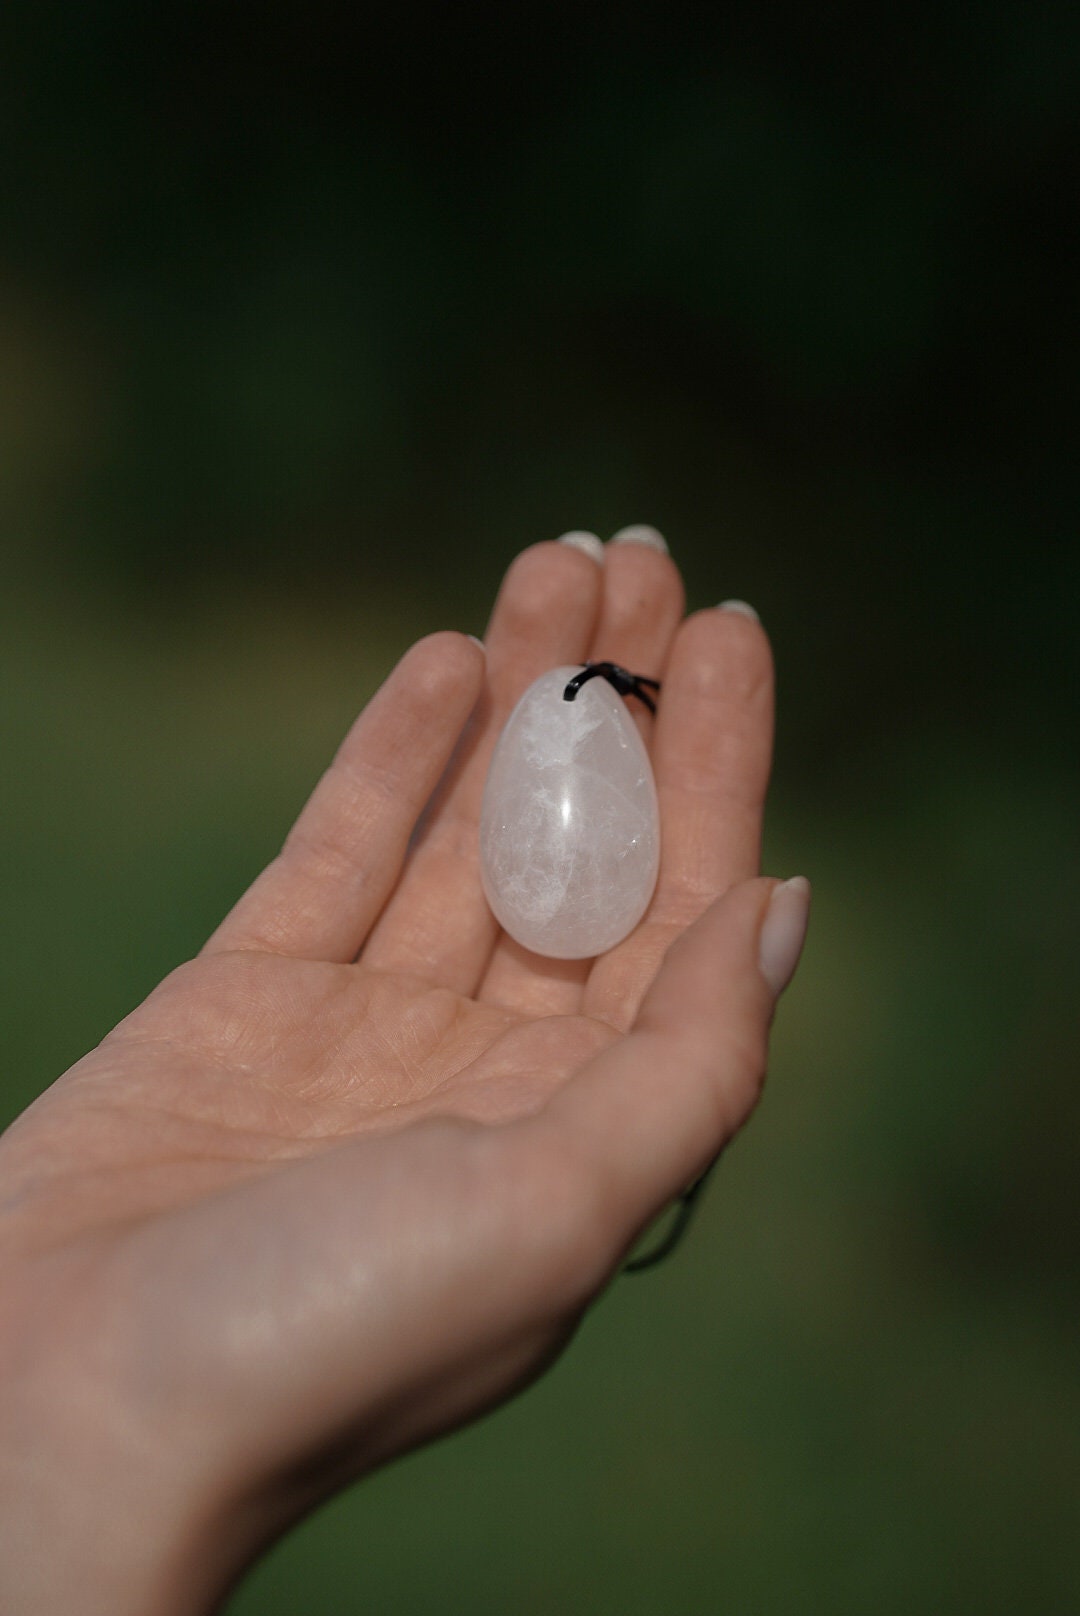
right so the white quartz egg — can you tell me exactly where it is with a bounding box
[479,666,661,959]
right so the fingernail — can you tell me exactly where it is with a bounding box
[609,524,669,555]
[557,530,605,564]
[759,877,811,997]
[717,599,760,623]
[467,635,486,652]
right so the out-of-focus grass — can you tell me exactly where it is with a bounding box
[0,585,408,1121]
[3,586,1076,1614]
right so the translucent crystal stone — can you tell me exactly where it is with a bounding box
[479,666,661,959]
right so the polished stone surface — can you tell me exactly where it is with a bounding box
[480,666,660,959]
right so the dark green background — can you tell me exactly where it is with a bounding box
[2,5,1077,1611]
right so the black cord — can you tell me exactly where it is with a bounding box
[563,662,660,715]
[561,657,712,1275]
[623,1162,717,1274]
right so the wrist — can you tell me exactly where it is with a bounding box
[0,1305,233,1616]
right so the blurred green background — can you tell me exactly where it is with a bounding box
[2,4,1078,1611]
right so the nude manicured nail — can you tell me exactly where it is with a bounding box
[759,877,811,997]
[609,524,669,555]
[557,530,605,564]
[467,635,486,651]
[717,599,760,622]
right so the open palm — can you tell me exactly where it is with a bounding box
[0,537,787,1615]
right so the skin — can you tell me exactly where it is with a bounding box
[0,540,785,1614]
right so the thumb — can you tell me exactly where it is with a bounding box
[535,875,810,1261]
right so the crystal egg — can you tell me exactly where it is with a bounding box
[479,666,660,959]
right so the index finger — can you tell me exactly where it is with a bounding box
[203,632,486,961]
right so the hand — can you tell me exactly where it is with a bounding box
[0,537,804,1615]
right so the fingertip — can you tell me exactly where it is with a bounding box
[685,602,770,643]
[590,538,686,670]
[398,630,488,706]
[487,542,604,659]
[500,539,604,612]
[711,601,773,674]
[717,598,760,623]
[640,877,776,1027]
[608,523,669,555]
[758,876,811,998]
[557,529,606,565]
[664,606,774,705]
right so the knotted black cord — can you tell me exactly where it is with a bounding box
[562,661,660,714]
[561,659,711,1273]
